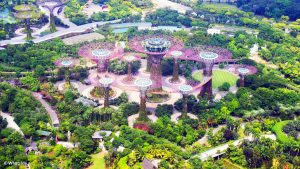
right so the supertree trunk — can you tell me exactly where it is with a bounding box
[139,90,147,119]
[200,78,212,99]
[97,59,107,73]
[203,62,214,77]
[104,87,109,108]
[149,54,164,91]
[239,75,245,87]
[182,94,188,118]
[171,58,179,82]
[126,62,133,81]
[146,56,152,72]
[65,68,71,86]
[25,18,32,40]
[49,11,56,32]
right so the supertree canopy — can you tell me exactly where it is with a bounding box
[130,35,184,55]
[181,46,233,98]
[129,35,184,91]
[78,42,121,73]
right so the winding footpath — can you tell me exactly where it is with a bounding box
[195,133,276,161]
[0,111,24,135]
[32,92,60,127]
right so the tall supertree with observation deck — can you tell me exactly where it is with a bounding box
[129,35,184,91]
[78,42,122,74]
[181,46,235,99]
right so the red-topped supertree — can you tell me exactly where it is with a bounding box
[181,46,233,98]
[129,35,184,91]
[54,57,79,88]
[78,42,122,74]
[121,53,141,82]
[235,65,257,87]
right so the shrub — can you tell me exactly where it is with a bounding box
[155,104,173,117]
[218,82,231,91]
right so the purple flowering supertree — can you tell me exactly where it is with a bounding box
[235,65,258,87]
[54,57,79,86]
[180,46,234,99]
[121,53,141,82]
[129,35,184,91]
[78,42,122,74]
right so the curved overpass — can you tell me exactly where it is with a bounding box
[0,19,121,46]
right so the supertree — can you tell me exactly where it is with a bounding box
[13,4,41,40]
[181,46,234,99]
[78,42,122,74]
[169,50,183,83]
[178,84,193,119]
[236,65,257,87]
[54,57,79,88]
[37,0,66,32]
[99,77,113,108]
[129,35,184,91]
[121,54,140,82]
[134,78,152,121]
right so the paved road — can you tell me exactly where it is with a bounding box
[32,92,60,127]
[195,133,276,161]
[0,19,121,46]
[0,112,24,135]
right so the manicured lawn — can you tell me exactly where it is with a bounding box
[222,159,245,169]
[272,120,295,144]
[192,69,238,89]
[87,152,105,169]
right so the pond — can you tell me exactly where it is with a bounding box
[112,28,129,34]
[0,8,9,19]
[0,8,16,24]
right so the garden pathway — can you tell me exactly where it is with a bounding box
[249,44,278,69]
[195,133,276,161]
[196,124,226,145]
[0,111,24,135]
[32,92,60,127]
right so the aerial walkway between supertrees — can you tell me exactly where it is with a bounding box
[180,46,235,99]
[129,35,184,92]
[37,0,68,32]
[78,42,123,79]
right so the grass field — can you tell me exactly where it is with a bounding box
[222,159,246,169]
[87,152,105,169]
[192,69,238,89]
